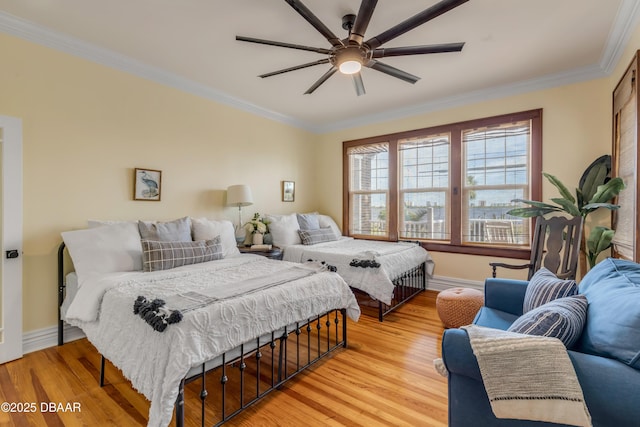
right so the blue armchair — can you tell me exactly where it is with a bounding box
[441,259,640,427]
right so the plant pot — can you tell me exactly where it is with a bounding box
[253,233,263,245]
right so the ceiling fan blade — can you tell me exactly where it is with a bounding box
[366,60,420,84]
[259,59,331,78]
[284,0,343,47]
[352,72,366,96]
[304,67,338,94]
[236,36,332,54]
[365,0,469,50]
[349,0,378,46]
[372,42,465,58]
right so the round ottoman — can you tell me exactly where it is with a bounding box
[436,287,484,328]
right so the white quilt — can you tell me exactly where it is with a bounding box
[65,255,360,427]
[282,238,434,304]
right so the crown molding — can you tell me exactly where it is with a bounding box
[319,64,607,133]
[0,11,311,131]
[2,2,639,135]
[600,0,640,73]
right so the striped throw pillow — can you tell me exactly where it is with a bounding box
[523,267,578,313]
[298,227,338,245]
[141,236,223,272]
[508,295,588,348]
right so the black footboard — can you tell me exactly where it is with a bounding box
[175,308,347,426]
[377,262,426,321]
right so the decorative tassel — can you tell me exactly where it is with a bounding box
[133,295,184,332]
[350,259,380,269]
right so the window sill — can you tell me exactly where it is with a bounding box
[420,242,531,259]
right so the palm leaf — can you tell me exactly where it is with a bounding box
[589,177,626,204]
[550,198,581,216]
[582,202,620,212]
[510,199,561,209]
[579,155,611,204]
[507,207,561,218]
[543,173,575,204]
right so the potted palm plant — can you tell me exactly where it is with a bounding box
[507,155,625,274]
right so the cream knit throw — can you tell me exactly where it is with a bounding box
[462,325,592,427]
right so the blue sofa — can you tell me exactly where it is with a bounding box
[441,258,640,426]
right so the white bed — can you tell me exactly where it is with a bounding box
[265,213,434,319]
[58,218,360,427]
[283,237,434,304]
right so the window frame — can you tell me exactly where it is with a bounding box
[343,109,542,259]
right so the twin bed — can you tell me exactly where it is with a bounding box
[57,215,432,426]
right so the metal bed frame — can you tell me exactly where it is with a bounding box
[57,242,348,426]
[375,262,426,321]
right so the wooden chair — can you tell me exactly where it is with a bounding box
[489,215,583,280]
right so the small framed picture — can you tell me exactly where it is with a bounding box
[282,180,295,202]
[134,168,162,201]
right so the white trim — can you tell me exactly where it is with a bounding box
[23,324,84,355]
[600,0,640,73]
[1,2,639,134]
[0,115,23,364]
[427,275,484,293]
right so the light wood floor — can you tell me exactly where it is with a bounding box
[0,291,447,427]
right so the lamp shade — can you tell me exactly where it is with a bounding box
[227,184,253,207]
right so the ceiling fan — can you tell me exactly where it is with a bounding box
[236,0,469,96]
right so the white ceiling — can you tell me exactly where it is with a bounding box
[1,0,639,133]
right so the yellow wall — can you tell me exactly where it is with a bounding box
[0,33,320,331]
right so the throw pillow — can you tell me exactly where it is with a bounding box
[141,237,223,272]
[508,295,588,348]
[138,216,192,242]
[523,267,578,313]
[264,213,301,246]
[297,213,320,230]
[299,227,339,245]
[578,257,640,369]
[61,222,143,286]
[318,214,342,239]
[190,217,240,258]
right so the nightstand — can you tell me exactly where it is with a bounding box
[238,246,283,260]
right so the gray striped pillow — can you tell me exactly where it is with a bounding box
[298,227,338,245]
[523,267,578,313]
[141,236,223,272]
[508,295,588,348]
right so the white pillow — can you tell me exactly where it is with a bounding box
[318,214,342,239]
[264,213,301,247]
[138,216,192,241]
[191,217,240,257]
[61,222,143,286]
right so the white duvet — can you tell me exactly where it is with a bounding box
[282,238,434,304]
[65,255,360,427]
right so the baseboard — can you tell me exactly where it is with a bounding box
[427,275,484,292]
[23,323,85,354]
[21,275,480,354]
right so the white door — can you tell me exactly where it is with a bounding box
[0,115,23,364]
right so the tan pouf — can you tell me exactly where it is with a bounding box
[436,287,484,328]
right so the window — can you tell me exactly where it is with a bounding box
[343,110,542,257]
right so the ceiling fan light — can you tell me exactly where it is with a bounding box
[339,60,362,74]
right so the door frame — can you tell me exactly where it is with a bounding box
[0,115,23,364]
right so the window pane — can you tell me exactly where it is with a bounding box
[462,121,532,246]
[350,193,388,236]
[400,191,449,240]
[399,133,450,241]
[348,143,389,237]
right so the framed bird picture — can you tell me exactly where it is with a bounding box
[134,168,162,201]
